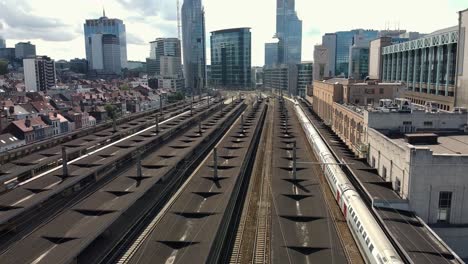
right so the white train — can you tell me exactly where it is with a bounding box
[292,98,403,264]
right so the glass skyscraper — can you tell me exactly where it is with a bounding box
[182,0,206,95]
[210,28,251,89]
[265,42,279,67]
[334,29,378,77]
[276,0,302,64]
[84,11,127,69]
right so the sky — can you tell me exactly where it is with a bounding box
[0,0,466,66]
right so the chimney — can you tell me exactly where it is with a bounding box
[25,118,31,128]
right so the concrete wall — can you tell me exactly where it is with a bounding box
[367,128,410,198]
[367,128,468,224]
[456,9,468,108]
[23,59,37,92]
[365,110,468,132]
[344,83,402,105]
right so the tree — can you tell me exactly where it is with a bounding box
[0,60,8,75]
[104,104,118,120]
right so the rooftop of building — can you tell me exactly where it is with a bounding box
[211,27,251,34]
[427,26,458,36]
[392,133,468,155]
[0,133,22,147]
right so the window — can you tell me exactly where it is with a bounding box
[379,88,384,94]
[395,178,401,193]
[382,166,387,180]
[424,121,433,126]
[437,191,453,223]
[403,121,412,125]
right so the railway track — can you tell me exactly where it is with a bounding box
[116,97,267,264]
[229,99,273,264]
[0,98,210,190]
[0,99,224,253]
[0,99,244,264]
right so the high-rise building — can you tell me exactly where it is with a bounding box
[265,42,279,67]
[15,42,36,60]
[368,37,393,80]
[182,0,207,95]
[102,34,122,74]
[210,28,251,89]
[84,10,127,69]
[348,33,373,80]
[297,62,313,97]
[313,45,330,81]
[147,38,182,77]
[335,30,378,77]
[69,58,88,74]
[0,38,5,49]
[87,33,122,74]
[264,62,312,97]
[0,48,15,62]
[322,33,336,77]
[147,38,184,92]
[23,56,56,92]
[276,0,302,64]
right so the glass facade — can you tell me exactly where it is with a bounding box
[265,43,279,67]
[335,30,378,77]
[84,14,127,69]
[182,0,206,94]
[297,62,313,97]
[276,0,302,64]
[210,28,251,89]
[348,46,370,80]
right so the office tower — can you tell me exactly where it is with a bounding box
[102,34,122,74]
[322,33,336,77]
[297,62,313,97]
[182,0,206,95]
[276,0,302,64]
[88,33,122,74]
[23,56,56,92]
[210,28,251,89]
[147,38,182,77]
[265,42,279,66]
[0,38,5,49]
[84,10,127,68]
[15,42,36,59]
[69,58,89,74]
[313,45,330,81]
[335,29,378,77]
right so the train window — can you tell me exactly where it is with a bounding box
[359,227,363,233]
[357,221,361,227]
[366,237,370,245]
[363,232,367,239]
[369,244,374,252]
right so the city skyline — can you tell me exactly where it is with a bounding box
[0,0,465,66]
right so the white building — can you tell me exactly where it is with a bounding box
[23,56,56,92]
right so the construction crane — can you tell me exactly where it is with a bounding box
[177,0,182,40]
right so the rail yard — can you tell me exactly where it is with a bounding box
[0,93,461,264]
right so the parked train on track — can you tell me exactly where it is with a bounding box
[291,97,403,264]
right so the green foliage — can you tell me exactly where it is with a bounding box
[120,84,130,91]
[105,104,118,120]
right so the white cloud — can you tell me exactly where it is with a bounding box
[0,0,464,65]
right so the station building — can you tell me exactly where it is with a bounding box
[370,8,468,112]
